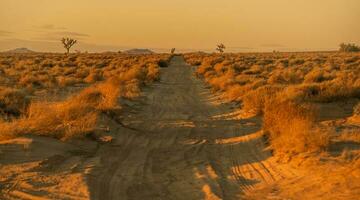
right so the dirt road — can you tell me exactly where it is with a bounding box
[86,56,295,200]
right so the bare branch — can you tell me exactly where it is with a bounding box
[216,43,226,53]
[61,37,77,54]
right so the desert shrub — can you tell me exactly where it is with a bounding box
[146,64,160,82]
[84,72,103,83]
[208,73,235,91]
[267,72,286,84]
[248,65,263,74]
[157,59,168,68]
[354,103,360,115]
[57,76,80,87]
[0,78,121,140]
[22,99,98,139]
[339,43,360,52]
[282,82,360,102]
[303,69,326,83]
[276,59,289,67]
[0,87,29,116]
[242,85,284,114]
[280,84,320,102]
[75,68,90,79]
[197,64,213,76]
[225,85,245,101]
[19,74,42,87]
[289,58,305,66]
[214,61,232,74]
[63,67,77,75]
[119,79,141,99]
[263,99,330,157]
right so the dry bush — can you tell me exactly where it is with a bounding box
[146,64,160,82]
[242,85,284,114]
[20,99,98,140]
[157,59,168,68]
[188,52,359,106]
[57,76,81,87]
[184,52,356,161]
[268,72,286,84]
[119,80,141,99]
[208,74,235,91]
[339,43,360,52]
[19,74,41,87]
[197,64,213,76]
[338,130,360,143]
[263,99,330,157]
[0,78,120,140]
[354,102,360,115]
[225,85,245,101]
[303,68,326,83]
[119,65,147,83]
[0,87,29,117]
[84,72,103,83]
[0,52,171,141]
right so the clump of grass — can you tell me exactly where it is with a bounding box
[303,69,326,83]
[84,72,103,83]
[242,85,284,114]
[57,76,80,87]
[0,78,121,141]
[157,59,168,68]
[0,87,29,117]
[0,53,170,141]
[263,99,330,157]
[354,102,360,115]
[146,64,160,82]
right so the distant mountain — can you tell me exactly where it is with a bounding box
[4,48,35,53]
[124,48,154,55]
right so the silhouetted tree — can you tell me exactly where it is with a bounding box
[339,43,360,52]
[216,43,226,53]
[171,48,176,54]
[61,38,77,54]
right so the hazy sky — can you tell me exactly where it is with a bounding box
[0,0,359,52]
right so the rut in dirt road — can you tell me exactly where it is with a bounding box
[88,56,291,200]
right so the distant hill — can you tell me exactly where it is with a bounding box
[4,48,35,53]
[124,48,154,55]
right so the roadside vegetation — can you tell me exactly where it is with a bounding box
[0,53,170,141]
[185,51,360,162]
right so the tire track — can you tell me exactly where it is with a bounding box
[87,56,294,200]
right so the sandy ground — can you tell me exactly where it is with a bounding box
[0,56,359,200]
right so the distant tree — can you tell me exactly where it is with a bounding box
[61,38,77,54]
[171,48,176,54]
[216,43,226,53]
[339,43,360,52]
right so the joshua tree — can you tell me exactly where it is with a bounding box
[171,48,176,54]
[61,38,77,54]
[216,43,226,53]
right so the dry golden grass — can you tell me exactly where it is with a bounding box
[0,52,170,141]
[0,78,120,140]
[0,87,29,117]
[185,51,359,160]
[263,98,330,158]
[0,53,169,91]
